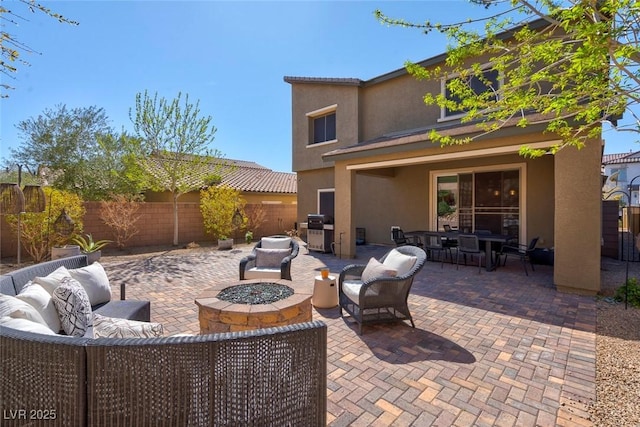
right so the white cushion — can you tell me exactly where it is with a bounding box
[361,257,398,283]
[68,262,112,306]
[0,316,57,335]
[16,282,61,333]
[383,249,417,277]
[33,266,71,294]
[52,276,93,337]
[261,236,292,249]
[341,280,363,305]
[255,248,292,268]
[0,294,49,327]
[93,314,164,338]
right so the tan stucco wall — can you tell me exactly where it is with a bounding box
[296,168,334,226]
[290,84,360,172]
[553,138,602,294]
[360,74,438,141]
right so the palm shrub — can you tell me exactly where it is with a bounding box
[4,187,85,262]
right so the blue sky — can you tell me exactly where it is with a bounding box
[1,1,637,173]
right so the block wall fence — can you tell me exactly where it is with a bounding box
[0,202,297,260]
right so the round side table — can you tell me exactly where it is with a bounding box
[312,275,338,308]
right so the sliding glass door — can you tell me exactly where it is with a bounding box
[435,169,520,238]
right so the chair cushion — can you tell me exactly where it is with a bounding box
[255,248,292,268]
[0,293,49,327]
[0,316,58,335]
[341,280,363,305]
[68,262,112,306]
[261,236,292,249]
[52,276,93,337]
[33,266,71,294]
[383,249,417,276]
[93,314,164,338]
[16,282,61,333]
[93,300,151,322]
[361,257,397,283]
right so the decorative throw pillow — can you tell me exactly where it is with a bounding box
[33,266,71,294]
[261,236,292,250]
[93,314,164,339]
[383,249,417,277]
[0,316,58,336]
[255,248,292,268]
[52,276,93,337]
[16,282,62,333]
[68,262,112,306]
[361,257,398,283]
[0,294,49,327]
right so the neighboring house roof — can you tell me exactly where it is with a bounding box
[144,155,297,194]
[602,151,640,165]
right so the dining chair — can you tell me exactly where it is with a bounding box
[391,227,423,247]
[423,232,453,268]
[500,237,539,276]
[456,234,485,273]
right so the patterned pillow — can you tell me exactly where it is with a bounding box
[361,257,397,283]
[93,314,164,339]
[52,276,93,337]
[255,248,292,268]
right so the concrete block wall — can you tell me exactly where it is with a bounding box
[0,202,296,260]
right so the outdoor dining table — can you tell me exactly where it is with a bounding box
[405,230,515,271]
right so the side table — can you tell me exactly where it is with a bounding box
[312,275,338,308]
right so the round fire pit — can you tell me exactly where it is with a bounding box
[195,279,312,334]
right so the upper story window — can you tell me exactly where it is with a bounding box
[442,68,500,119]
[306,104,337,145]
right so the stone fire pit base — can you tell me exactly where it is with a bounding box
[195,279,313,334]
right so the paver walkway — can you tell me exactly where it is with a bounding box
[101,242,595,426]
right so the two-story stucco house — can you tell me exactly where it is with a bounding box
[285,25,603,295]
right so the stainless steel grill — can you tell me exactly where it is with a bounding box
[307,214,334,253]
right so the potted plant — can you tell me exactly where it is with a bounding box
[72,233,112,264]
[217,235,234,250]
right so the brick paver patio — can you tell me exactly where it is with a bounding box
[101,242,595,426]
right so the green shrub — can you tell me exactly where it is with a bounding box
[614,277,640,308]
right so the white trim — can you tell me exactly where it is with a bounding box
[429,162,528,244]
[307,139,338,148]
[346,140,559,170]
[306,104,338,117]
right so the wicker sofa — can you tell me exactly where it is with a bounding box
[0,255,150,321]
[0,256,328,426]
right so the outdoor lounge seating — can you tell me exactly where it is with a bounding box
[338,245,427,335]
[239,235,299,280]
[390,226,423,247]
[0,320,327,425]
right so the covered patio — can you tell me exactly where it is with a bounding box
[101,242,595,426]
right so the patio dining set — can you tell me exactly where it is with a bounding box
[396,227,540,275]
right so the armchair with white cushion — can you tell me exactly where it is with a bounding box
[239,235,299,280]
[338,245,427,335]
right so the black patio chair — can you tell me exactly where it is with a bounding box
[500,237,539,276]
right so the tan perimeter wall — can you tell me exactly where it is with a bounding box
[0,202,296,261]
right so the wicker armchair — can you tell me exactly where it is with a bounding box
[338,245,427,335]
[239,236,300,280]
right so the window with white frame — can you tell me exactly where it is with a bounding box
[442,68,500,119]
[306,105,337,145]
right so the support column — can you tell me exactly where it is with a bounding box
[553,138,601,294]
[334,162,356,259]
